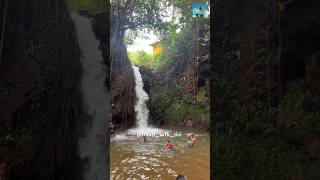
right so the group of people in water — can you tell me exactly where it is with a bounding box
[141,132,197,149]
[139,132,197,180]
[164,132,197,149]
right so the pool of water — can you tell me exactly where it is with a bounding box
[110,132,210,180]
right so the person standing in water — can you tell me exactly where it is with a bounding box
[139,134,148,143]
[142,135,148,143]
[190,133,196,145]
[187,132,196,147]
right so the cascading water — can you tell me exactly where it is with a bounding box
[71,14,108,180]
[112,65,167,140]
[132,65,150,128]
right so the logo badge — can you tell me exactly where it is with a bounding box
[192,3,209,17]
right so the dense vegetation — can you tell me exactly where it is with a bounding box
[213,81,320,179]
[66,0,107,13]
[124,0,210,128]
[146,80,209,127]
[212,1,320,179]
[126,0,210,69]
[128,51,158,68]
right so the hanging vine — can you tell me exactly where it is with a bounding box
[0,0,9,65]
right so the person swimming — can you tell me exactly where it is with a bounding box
[164,140,173,149]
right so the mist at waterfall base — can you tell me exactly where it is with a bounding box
[110,65,210,179]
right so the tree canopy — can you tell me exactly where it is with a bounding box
[110,0,167,39]
[122,0,210,68]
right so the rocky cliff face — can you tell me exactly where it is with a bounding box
[92,12,110,90]
[109,18,135,133]
[212,0,320,179]
[0,1,83,179]
[79,9,134,135]
[138,67,162,126]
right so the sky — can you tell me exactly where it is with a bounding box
[126,32,158,54]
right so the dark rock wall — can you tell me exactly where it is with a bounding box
[110,17,135,132]
[138,67,161,125]
[212,0,320,179]
[92,12,110,89]
[213,0,320,124]
[0,0,83,179]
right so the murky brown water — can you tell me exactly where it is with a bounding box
[110,132,210,180]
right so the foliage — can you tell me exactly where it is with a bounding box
[212,75,320,179]
[196,89,209,106]
[150,83,181,108]
[149,82,208,126]
[154,26,193,67]
[124,30,138,46]
[213,129,297,180]
[155,10,209,68]
[280,88,320,138]
[116,0,210,127]
[110,0,167,35]
[66,0,107,13]
[128,50,160,68]
[166,100,204,123]
[118,0,210,70]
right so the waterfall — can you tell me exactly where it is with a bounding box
[132,65,149,128]
[72,14,108,180]
[122,65,167,138]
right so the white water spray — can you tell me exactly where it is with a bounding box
[112,65,167,140]
[132,65,150,128]
[72,14,107,180]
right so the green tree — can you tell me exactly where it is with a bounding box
[110,0,168,43]
[66,0,107,13]
[128,50,157,67]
